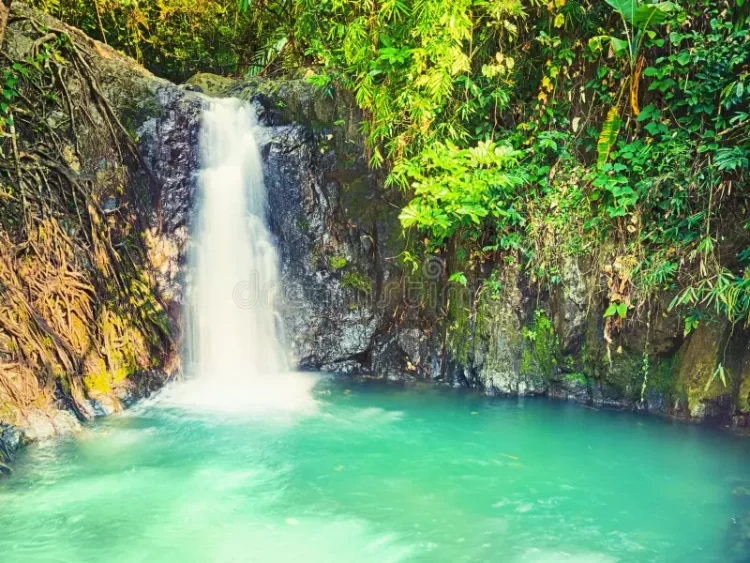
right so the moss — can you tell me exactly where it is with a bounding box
[673,322,730,416]
[185,73,237,96]
[519,348,536,377]
[603,350,644,401]
[339,173,397,234]
[229,76,339,128]
[340,176,374,221]
[341,272,372,294]
[738,375,750,413]
[57,373,72,396]
[118,89,163,141]
[309,244,321,270]
[0,403,16,425]
[447,288,474,366]
[83,356,112,396]
[564,372,587,385]
[310,120,331,134]
[329,255,348,270]
[81,305,151,399]
[648,356,676,396]
[521,310,559,379]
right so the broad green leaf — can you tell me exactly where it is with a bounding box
[588,35,628,56]
[617,303,628,318]
[605,0,638,25]
[449,272,468,286]
[610,37,629,55]
[604,303,618,317]
[633,2,679,28]
[399,204,420,227]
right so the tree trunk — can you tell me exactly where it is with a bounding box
[0,0,12,52]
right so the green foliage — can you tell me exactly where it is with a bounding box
[397,140,527,245]
[671,269,750,325]
[291,0,529,251]
[595,0,679,63]
[604,302,628,319]
[448,272,468,287]
[564,371,586,386]
[482,269,503,300]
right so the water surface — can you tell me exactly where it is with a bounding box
[1,379,749,562]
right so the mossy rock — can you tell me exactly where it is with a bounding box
[467,262,547,395]
[185,73,237,97]
[673,321,731,419]
[520,310,558,380]
[737,358,750,413]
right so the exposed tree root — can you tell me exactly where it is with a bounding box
[0,10,172,423]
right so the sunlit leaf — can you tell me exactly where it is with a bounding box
[597,107,622,167]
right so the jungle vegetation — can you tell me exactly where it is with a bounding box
[16,0,750,341]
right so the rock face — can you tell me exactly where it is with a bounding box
[235,81,401,372]
[184,74,409,373]
[149,55,750,430]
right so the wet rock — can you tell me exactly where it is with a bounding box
[20,409,81,444]
[549,255,588,354]
[20,411,57,444]
[397,329,424,367]
[126,369,172,405]
[102,196,118,214]
[53,410,82,435]
[472,277,538,395]
[228,81,396,372]
[0,424,21,463]
[673,322,732,422]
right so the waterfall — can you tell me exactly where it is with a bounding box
[168,99,315,413]
[191,100,287,378]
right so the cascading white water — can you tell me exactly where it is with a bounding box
[191,100,287,379]
[167,99,315,413]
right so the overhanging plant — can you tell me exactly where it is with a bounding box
[590,0,680,166]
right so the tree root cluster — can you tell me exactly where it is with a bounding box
[0,12,171,424]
